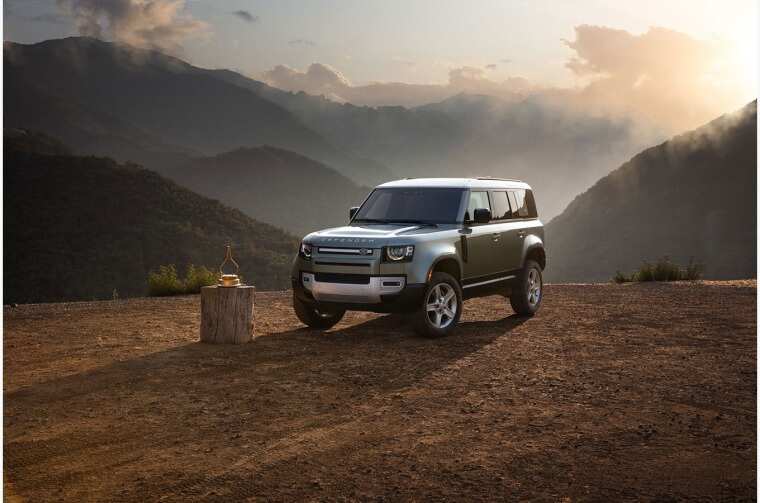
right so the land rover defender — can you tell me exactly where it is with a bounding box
[291,178,545,337]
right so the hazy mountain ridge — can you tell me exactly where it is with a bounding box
[4,37,392,185]
[4,130,299,303]
[162,146,371,236]
[545,101,757,282]
[4,66,196,168]
[208,67,660,219]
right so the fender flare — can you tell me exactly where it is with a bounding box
[522,237,546,270]
[427,253,463,283]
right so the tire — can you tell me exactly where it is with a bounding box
[510,259,543,316]
[414,272,463,337]
[293,294,345,329]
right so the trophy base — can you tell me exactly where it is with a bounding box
[218,274,242,287]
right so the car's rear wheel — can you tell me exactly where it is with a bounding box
[414,272,463,337]
[293,294,345,329]
[509,259,543,316]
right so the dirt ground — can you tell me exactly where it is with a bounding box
[4,282,757,501]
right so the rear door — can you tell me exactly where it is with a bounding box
[489,190,523,273]
[461,190,497,281]
[499,189,541,272]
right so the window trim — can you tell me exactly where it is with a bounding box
[483,188,539,223]
[463,189,493,225]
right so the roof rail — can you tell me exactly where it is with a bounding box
[474,176,524,183]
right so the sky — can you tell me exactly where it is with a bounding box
[4,0,756,85]
[3,0,758,128]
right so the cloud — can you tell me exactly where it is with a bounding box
[262,63,350,97]
[558,25,741,129]
[262,25,749,131]
[391,57,416,67]
[29,13,69,24]
[57,0,209,53]
[261,62,537,107]
[288,38,316,47]
[231,10,257,23]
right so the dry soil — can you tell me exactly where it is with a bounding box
[3,282,757,501]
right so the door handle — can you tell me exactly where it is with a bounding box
[517,230,526,238]
[491,232,501,242]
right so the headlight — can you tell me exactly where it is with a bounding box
[384,245,414,262]
[299,242,313,260]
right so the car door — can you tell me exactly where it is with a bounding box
[461,190,498,281]
[488,190,522,274]
[501,189,530,272]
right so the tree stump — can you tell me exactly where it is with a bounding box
[200,286,255,344]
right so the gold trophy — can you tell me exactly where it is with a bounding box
[218,244,242,287]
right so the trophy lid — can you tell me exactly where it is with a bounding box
[218,244,242,287]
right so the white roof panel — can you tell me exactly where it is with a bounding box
[377,177,531,190]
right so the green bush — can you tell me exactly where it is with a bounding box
[613,270,631,283]
[148,265,184,296]
[613,257,703,283]
[635,262,655,282]
[148,264,218,296]
[652,256,681,281]
[684,258,704,281]
[184,264,217,294]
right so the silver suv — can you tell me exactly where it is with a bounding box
[291,178,545,336]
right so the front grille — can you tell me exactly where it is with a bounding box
[314,272,370,284]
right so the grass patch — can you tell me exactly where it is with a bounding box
[613,257,703,283]
[148,264,217,296]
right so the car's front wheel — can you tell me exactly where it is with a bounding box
[414,272,463,337]
[509,259,543,316]
[293,294,345,329]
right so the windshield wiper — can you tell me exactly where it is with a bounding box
[352,218,391,224]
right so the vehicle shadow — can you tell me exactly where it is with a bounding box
[7,312,527,406]
[4,313,527,495]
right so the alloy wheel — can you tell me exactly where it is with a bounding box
[426,283,458,329]
[527,268,541,306]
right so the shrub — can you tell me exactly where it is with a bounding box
[684,258,704,281]
[612,256,703,283]
[635,262,655,282]
[652,256,681,281]
[148,264,218,296]
[613,270,631,283]
[184,264,217,294]
[148,265,184,296]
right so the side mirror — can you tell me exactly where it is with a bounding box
[349,207,359,220]
[473,208,491,224]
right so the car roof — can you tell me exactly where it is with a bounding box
[377,177,532,190]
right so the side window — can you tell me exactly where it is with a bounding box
[464,191,490,221]
[507,191,519,218]
[509,189,530,218]
[490,191,511,220]
[525,190,538,218]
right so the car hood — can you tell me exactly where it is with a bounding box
[304,224,443,246]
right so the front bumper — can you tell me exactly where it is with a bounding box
[301,272,406,303]
[292,275,426,314]
[291,244,428,313]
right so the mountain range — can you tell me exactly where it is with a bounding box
[5,37,662,220]
[161,146,370,236]
[4,130,299,304]
[4,37,392,186]
[3,36,756,299]
[545,101,757,282]
[212,67,662,219]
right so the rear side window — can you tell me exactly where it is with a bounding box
[490,191,511,220]
[508,189,538,219]
[465,191,490,221]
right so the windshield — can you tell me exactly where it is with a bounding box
[353,187,466,224]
